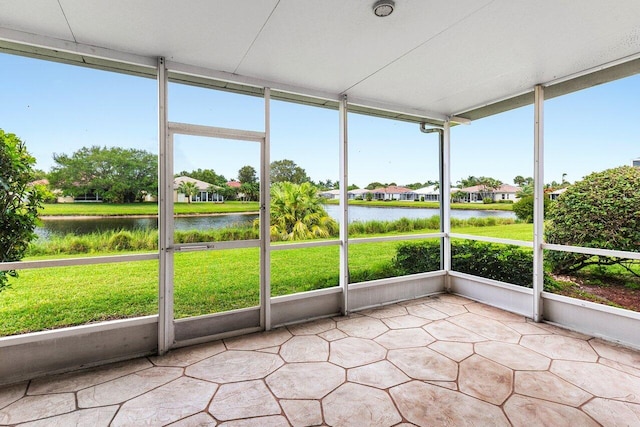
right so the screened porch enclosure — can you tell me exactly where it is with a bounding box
[1,0,640,392]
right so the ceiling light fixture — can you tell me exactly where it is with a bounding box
[373,0,395,17]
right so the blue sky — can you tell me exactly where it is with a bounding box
[1,52,638,188]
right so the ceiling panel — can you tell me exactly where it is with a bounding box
[1,0,639,121]
[235,0,492,95]
[0,1,72,40]
[348,0,640,116]
[59,0,278,72]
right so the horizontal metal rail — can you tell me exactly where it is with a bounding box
[349,233,443,245]
[0,253,158,271]
[168,122,265,142]
[270,240,341,251]
[449,233,533,248]
[542,243,640,261]
[172,239,260,252]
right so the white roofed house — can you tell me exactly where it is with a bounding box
[370,186,413,201]
[173,176,223,203]
[459,183,520,202]
[347,188,372,199]
[408,185,440,201]
[319,189,341,199]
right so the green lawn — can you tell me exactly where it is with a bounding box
[40,202,260,216]
[0,223,532,336]
[40,199,512,216]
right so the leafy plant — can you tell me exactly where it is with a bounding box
[0,130,44,292]
[265,182,338,241]
[512,195,550,223]
[545,166,640,275]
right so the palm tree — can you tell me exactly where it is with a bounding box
[265,182,338,241]
[177,181,198,203]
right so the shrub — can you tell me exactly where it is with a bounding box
[108,231,134,251]
[393,240,440,274]
[545,166,640,274]
[68,237,91,254]
[482,197,494,204]
[512,195,550,223]
[0,130,44,292]
[392,239,547,289]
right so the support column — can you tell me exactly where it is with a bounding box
[158,57,174,354]
[442,121,452,285]
[339,95,349,315]
[533,85,545,321]
[261,88,272,330]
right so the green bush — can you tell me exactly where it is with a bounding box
[546,166,640,274]
[67,237,91,254]
[512,195,550,223]
[108,231,134,251]
[393,240,440,274]
[482,197,494,204]
[392,239,555,289]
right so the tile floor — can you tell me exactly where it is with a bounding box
[1,294,640,426]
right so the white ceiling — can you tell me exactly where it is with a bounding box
[1,0,640,122]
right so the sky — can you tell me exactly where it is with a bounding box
[1,52,639,188]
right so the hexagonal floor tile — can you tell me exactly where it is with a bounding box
[266,362,344,399]
[111,377,217,427]
[504,394,599,427]
[280,400,323,427]
[448,313,520,343]
[186,350,283,383]
[336,317,389,339]
[209,380,280,421]
[347,360,410,389]
[224,328,292,350]
[287,318,336,335]
[387,347,458,381]
[329,337,387,368]
[520,335,598,362]
[323,383,401,427]
[582,398,640,426]
[279,335,329,362]
[475,341,551,370]
[374,328,435,349]
[390,381,510,426]
[551,360,640,403]
[381,314,430,329]
[423,320,486,343]
[514,371,592,407]
[459,354,513,405]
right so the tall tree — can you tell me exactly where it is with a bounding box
[177,168,226,186]
[177,181,198,203]
[267,182,338,241]
[270,159,310,184]
[238,165,258,184]
[240,182,259,201]
[513,175,526,186]
[0,130,44,292]
[49,146,157,203]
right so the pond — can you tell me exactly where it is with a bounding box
[36,205,515,239]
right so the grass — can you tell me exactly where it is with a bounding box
[2,222,534,336]
[40,202,260,216]
[40,199,512,217]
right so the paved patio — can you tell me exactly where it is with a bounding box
[1,294,640,426]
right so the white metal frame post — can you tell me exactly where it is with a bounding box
[158,57,174,354]
[261,88,272,330]
[442,121,452,286]
[339,95,349,315]
[533,85,545,321]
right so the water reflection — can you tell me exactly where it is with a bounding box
[37,205,515,240]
